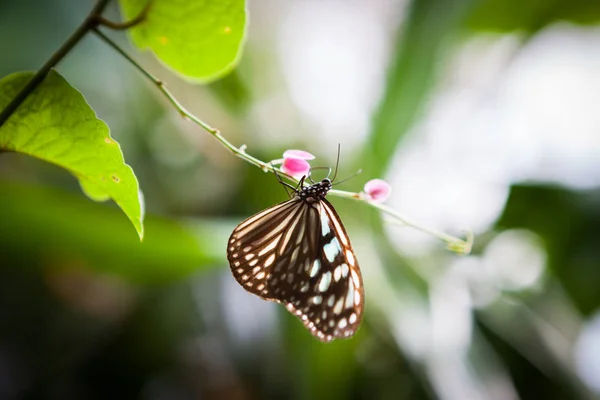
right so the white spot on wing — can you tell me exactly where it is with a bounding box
[354,291,361,306]
[320,205,330,236]
[310,260,321,277]
[259,239,279,256]
[323,237,341,262]
[300,282,309,292]
[280,209,304,253]
[327,295,335,307]
[341,263,349,278]
[349,313,357,324]
[334,266,342,282]
[265,254,276,267]
[290,246,300,264]
[346,249,355,265]
[351,269,360,287]
[345,280,354,309]
[318,271,332,292]
[333,297,344,314]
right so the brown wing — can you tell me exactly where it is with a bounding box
[227,197,305,299]
[227,197,364,342]
[271,198,364,342]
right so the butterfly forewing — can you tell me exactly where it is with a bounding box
[227,198,304,300]
[227,183,364,342]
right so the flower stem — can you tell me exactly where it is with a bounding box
[92,27,297,180]
[329,189,472,254]
[94,28,473,255]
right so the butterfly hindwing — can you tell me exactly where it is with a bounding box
[280,199,364,342]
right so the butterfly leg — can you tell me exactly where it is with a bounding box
[273,163,300,197]
[294,175,306,191]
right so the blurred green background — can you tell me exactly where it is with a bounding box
[1,0,600,399]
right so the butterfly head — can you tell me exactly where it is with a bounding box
[321,177,332,190]
[298,177,332,202]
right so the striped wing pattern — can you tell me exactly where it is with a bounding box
[227,196,364,342]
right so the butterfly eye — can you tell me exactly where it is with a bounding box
[227,180,364,342]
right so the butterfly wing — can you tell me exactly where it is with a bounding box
[227,197,364,342]
[277,198,364,342]
[227,197,304,300]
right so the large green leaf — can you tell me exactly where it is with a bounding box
[0,181,226,283]
[0,70,144,239]
[119,0,247,82]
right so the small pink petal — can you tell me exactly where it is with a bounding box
[281,157,310,178]
[364,179,391,203]
[283,149,315,160]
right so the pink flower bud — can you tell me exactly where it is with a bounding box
[281,156,311,178]
[363,179,391,203]
[283,149,316,160]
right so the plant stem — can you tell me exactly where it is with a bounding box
[92,28,292,178]
[330,189,472,253]
[93,28,473,254]
[0,0,112,129]
[96,0,153,30]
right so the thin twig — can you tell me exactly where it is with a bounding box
[93,28,473,254]
[329,189,473,253]
[0,0,112,129]
[92,28,291,177]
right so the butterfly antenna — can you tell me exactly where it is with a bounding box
[332,169,362,187]
[309,166,332,183]
[331,143,341,182]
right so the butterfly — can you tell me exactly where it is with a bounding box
[226,169,364,343]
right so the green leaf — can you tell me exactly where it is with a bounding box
[0,70,144,239]
[465,0,600,33]
[0,181,226,283]
[119,0,247,82]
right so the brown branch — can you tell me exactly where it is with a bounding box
[0,0,112,129]
[95,0,152,30]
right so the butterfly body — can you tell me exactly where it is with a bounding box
[227,178,364,342]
